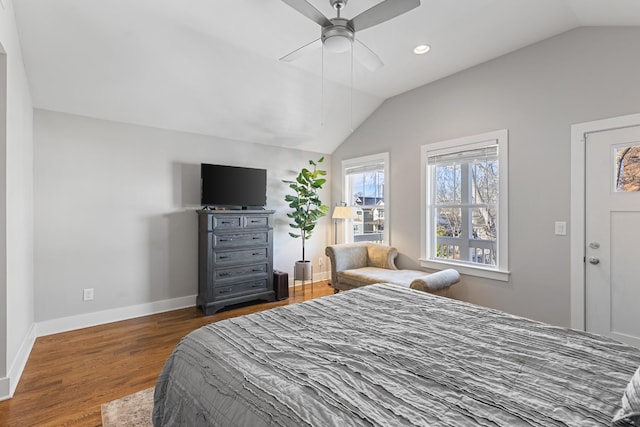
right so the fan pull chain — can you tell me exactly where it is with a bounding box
[321,45,325,127]
[350,41,354,132]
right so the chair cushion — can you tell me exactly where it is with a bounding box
[338,267,432,289]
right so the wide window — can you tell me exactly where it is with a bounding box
[421,130,509,281]
[342,153,389,244]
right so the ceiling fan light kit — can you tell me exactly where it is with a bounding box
[321,18,354,53]
[281,0,421,68]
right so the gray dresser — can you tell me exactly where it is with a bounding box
[197,209,276,315]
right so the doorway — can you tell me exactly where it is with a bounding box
[571,113,640,348]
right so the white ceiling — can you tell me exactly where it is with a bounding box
[12,0,640,153]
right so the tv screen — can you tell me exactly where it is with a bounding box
[201,163,267,208]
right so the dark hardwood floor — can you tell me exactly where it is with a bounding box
[0,282,333,426]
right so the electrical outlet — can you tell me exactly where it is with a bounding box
[318,257,324,267]
[554,221,567,236]
[83,288,94,301]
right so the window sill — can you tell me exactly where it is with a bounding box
[419,258,510,282]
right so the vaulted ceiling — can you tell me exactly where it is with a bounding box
[12,0,640,153]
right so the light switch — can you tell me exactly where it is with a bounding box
[555,221,567,236]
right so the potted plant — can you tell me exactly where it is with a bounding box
[283,157,329,281]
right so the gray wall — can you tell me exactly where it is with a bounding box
[34,110,331,322]
[331,27,640,327]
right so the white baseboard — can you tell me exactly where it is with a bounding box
[36,294,197,337]
[0,377,9,402]
[288,270,329,287]
[0,323,37,401]
[9,324,36,397]
[316,271,329,282]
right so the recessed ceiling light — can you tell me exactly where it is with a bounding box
[414,44,431,55]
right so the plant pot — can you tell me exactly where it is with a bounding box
[294,260,312,281]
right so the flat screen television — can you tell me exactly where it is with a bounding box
[200,163,267,208]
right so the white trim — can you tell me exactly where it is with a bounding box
[341,152,390,245]
[570,113,640,331]
[419,258,510,281]
[0,324,36,401]
[420,129,509,278]
[36,294,197,337]
[0,377,8,402]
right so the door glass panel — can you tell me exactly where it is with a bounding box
[614,144,640,192]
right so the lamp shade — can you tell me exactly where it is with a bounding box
[332,206,359,220]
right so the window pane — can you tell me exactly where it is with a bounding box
[470,247,495,265]
[350,171,384,206]
[470,207,497,266]
[435,163,461,204]
[437,244,460,260]
[471,207,497,241]
[471,159,499,204]
[436,207,461,238]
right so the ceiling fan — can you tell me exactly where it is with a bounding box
[280,0,421,71]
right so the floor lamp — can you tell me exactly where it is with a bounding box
[332,205,359,244]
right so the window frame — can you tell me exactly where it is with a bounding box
[342,152,390,245]
[420,130,510,281]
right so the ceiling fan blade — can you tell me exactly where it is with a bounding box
[281,0,332,27]
[280,38,322,62]
[349,0,420,32]
[354,40,383,71]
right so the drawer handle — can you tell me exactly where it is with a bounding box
[219,272,231,277]
[252,268,262,272]
[219,238,232,242]
[252,236,262,240]
[252,252,262,256]
[251,284,262,288]
[218,255,230,259]
[250,220,261,223]
[221,221,234,224]
[219,289,231,294]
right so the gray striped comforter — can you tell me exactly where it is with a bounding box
[153,284,640,426]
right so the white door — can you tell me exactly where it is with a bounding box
[586,125,640,348]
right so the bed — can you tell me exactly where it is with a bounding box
[153,284,640,426]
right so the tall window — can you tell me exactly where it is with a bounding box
[421,130,509,281]
[342,153,389,244]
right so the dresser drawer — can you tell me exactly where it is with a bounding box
[244,216,269,228]
[215,263,268,281]
[213,279,268,299]
[213,232,268,248]
[212,216,242,230]
[214,248,268,265]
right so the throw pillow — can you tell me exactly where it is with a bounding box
[613,366,640,426]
